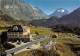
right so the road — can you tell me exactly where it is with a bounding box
[5,36,49,55]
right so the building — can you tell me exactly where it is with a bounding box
[7,25,30,43]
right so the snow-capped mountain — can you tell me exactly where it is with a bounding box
[32,7,80,28]
[50,8,68,18]
[54,7,80,28]
[0,0,48,21]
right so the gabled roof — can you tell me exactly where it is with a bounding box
[8,25,23,32]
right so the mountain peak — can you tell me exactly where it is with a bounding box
[54,7,80,28]
[50,8,68,18]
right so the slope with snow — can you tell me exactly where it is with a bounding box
[54,7,80,28]
[50,8,68,18]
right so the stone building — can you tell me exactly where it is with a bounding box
[7,25,30,43]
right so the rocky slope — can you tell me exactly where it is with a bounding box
[0,0,48,21]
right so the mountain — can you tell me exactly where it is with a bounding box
[50,8,68,18]
[44,16,59,27]
[0,0,48,21]
[30,16,58,27]
[0,10,14,21]
[54,7,80,28]
[31,7,80,29]
[30,8,68,27]
[0,10,30,27]
[31,6,48,20]
[41,8,68,27]
[30,19,48,27]
[51,7,80,34]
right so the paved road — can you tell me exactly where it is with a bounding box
[5,36,48,55]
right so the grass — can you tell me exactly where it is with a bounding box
[15,42,76,56]
[0,24,80,56]
[15,33,80,56]
[15,50,33,56]
[15,48,58,56]
[53,43,76,56]
[55,37,80,44]
[30,27,54,36]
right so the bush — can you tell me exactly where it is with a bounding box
[3,43,15,50]
[35,31,39,35]
[52,35,57,38]
[0,44,5,53]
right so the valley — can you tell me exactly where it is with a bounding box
[0,0,80,56]
[0,24,80,56]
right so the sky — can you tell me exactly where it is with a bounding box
[24,0,80,15]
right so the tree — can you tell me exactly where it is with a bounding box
[52,35,57,38]
[0,44,5,54]
[0,31,8,44]
[3,43,15,50]
[73,27,80,35]
[35,31,39,35]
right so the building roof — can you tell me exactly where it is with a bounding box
[8,25,23,32]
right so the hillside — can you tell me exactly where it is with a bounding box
[30,16,58,27]
[50,7,80,34]
[0,0,48,21]
[53,7,80,28]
